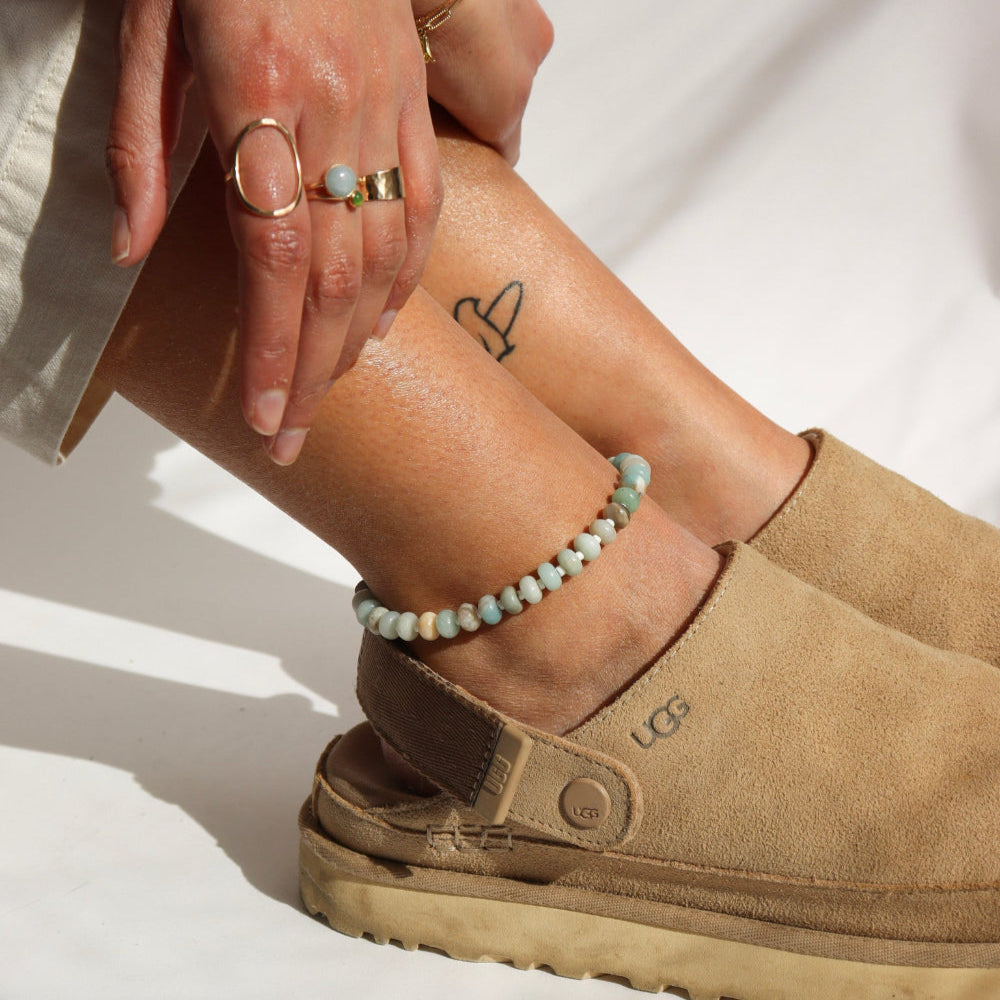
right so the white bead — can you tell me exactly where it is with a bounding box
[519,575,543,604]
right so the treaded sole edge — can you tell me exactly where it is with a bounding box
[299,814,1000,999]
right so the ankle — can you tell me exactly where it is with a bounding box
[640,419,811,547]
[414,504,720,734]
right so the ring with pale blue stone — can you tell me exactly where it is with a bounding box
[351,454,651,642]
[305,164,405,207]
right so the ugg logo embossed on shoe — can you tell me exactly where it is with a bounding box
[482,753,512,796]
[631,696,689,748]
[560,778,612,830]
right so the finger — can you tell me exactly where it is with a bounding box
[269,143,365,465]
[330,127,410,390]
[225,119,312,437]
[178,3,317,439]
[107,0,192,266]
[379,78,442,323]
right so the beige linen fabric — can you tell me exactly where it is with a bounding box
[0,0,204,464]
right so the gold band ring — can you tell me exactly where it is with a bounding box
[305,165,405,207]
[224,118,304,219]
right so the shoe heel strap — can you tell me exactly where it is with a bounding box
[356,631,641,849]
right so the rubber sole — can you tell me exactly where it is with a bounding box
[299,805,1000,999]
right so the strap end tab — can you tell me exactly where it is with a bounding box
[471,724,532,825]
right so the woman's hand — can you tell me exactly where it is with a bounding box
[107,0,442,465]
[415,0,554,164]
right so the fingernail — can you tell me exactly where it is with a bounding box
[251,389,287,436]
[269,428,308,466]
[111,207,131,264]
[373,309,398,341]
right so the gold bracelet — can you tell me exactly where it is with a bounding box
[414,0,464,63]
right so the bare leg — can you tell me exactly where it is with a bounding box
[422,123,811,547]
[96,145,720,735]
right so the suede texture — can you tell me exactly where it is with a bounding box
[311,544,1000,951]
[751,429,1000,666]
[355,629,641,849]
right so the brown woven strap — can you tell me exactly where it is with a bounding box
[356,632,641,848]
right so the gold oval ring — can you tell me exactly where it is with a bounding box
[225,117,304,219]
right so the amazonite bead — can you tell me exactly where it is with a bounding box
[519,575,543,604]
[537,562,562,592]
[457,603,482,632]
[500,585,523,615]
[355,597,379,625]
[575,533,602,561]
[590,518,616,545]
[612,486,641,514]
[557,548,583,576]
[396,611,419,642]
[620,455,651,478]
[351,588,374,612]
[620,466,648,494]
[437,609,460,639]
[378,610,400,640]
[366,606,388,633]
[418,611,439,640]
[479,595,503,625]
[325,164,357,198]
[609,453,631,470]
[603,501,630,528]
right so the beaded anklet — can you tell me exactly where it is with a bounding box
[352,454,650,642]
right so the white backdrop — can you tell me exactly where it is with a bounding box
[3,2,1000,996]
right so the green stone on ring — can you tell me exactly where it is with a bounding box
[349,189,363,207]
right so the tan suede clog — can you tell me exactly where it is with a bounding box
[300,544,1000,999]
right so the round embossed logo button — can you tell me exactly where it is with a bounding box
[559,778,611,830]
